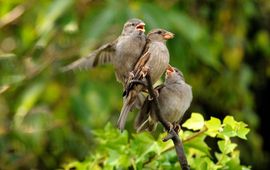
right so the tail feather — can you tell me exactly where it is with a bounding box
[136,118,150,132]
[117,97,136,132]
[136,116,157,132]
[134,97,151,129]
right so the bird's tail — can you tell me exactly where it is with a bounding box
[117,95,136,132]
[136,116,157,132]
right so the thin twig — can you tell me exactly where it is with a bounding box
[162,126,208,154]
[183,126,208,143]
[145,74,190,170]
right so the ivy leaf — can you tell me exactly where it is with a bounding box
[131,132,160,164]
[205,117,221,137]
[226,160,243,170]
[236,122,250,140]
[218,140,237,154]
[215,152,231,165]
[182,113,204,131]
[223,116,250,139]
[92,123,129,148]
[192,157,221,170]
[223,116,238,128]
[184,135,210,156]
[221,124,237,138]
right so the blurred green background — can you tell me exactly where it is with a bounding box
[0,0,269,169]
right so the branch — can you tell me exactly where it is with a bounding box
[145,74,190,170]
[183,126,208,143]
[162,126,208,154]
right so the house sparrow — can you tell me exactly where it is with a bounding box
[135,65,193,133]
[117,29,174,132]
[61,18,146,87]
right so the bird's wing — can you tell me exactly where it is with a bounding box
[60,40,117,72]
[134,97,152,131]
[133,48,151,80]
[135,84,164,125]
[123,45,151,97]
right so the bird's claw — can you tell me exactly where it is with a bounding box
[174,124,181,134]
[148,89,159,101]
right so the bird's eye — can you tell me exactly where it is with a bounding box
[131,23,135,26]
[157,30,162,34]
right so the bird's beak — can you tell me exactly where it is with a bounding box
[163,31,174,40]
[136,23,145,32]
[166,64,175,76]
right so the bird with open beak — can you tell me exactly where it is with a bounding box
[117,29,174,132]
[135,65,193,133]
[61,18,146,87]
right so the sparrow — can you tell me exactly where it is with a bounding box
[135,65,193,133]
[61,18,146,87]
[117,29,174,132]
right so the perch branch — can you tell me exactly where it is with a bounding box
[162,126,208,153]
[183,126,208,143]
[145,74,190,170]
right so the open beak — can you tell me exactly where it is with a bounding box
[166,64,175,76]
[136,23,145,32]
[163,31,174,40]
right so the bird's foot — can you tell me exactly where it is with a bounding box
[173,124,181,134]
[148,89,159,101]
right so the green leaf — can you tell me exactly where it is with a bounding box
[205,117,221,137]
[221,124,237,138]
[218,140,237,154]
[215,152,231,165]
[223,116,250,139]
[184,134,210,156]
[223,116,238,128]
[237,122,250,140]
[131,132,160,163]
[182,113,205,131]
[192,157,220,170]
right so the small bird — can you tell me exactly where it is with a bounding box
[117,29,174,132]
[135,65,193,133]
[61,18,146,87]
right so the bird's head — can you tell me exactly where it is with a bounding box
[122,18,145,35]
[165,65,185,83]
[147,29,174,42]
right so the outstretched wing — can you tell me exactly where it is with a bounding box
[61,40,117,72]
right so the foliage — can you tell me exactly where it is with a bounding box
[63,113,250,170]
[0,0,269,169]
